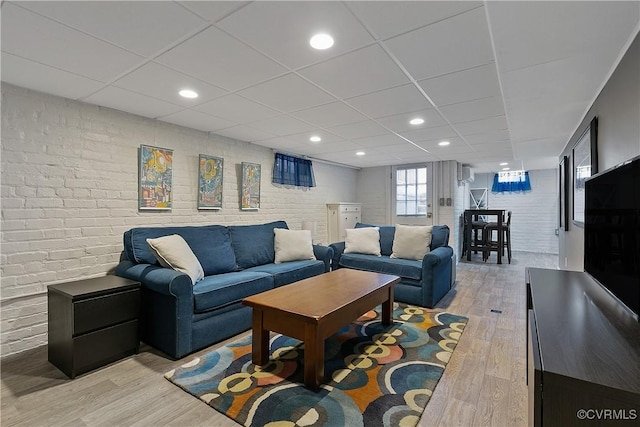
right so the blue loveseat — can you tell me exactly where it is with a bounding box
[115,221,333,359]
[329,223,454,308]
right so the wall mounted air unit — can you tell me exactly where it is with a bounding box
[460,166,474,183]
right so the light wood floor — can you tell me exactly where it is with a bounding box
[2,251,557,427]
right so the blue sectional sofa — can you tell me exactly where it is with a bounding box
[329,223,454,308]
[115,221,333,359]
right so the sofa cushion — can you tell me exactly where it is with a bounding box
[355,223,395,256]
[430,225,450,250]
[246,260,325,287]
[125,225,237,275]
[344,227,381,256]
[146,234,205,285]
[274,229,315,263]
[391,224,433,261]
[339,253,422,281]
[192,271,273,313]
[229,221,288,269]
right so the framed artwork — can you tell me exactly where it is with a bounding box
[241,162,261,210]
[572,117,598,226]
[559,156,569,230]
[139,145,173,210]
[198,155,224,210]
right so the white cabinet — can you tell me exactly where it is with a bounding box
[327,203,361,244]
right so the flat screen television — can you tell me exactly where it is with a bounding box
[584,155,640,319]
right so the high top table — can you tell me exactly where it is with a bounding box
[242,269,400,388]
[464,209,506,264]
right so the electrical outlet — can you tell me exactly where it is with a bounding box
[446,198,452,206]
[439,198,445,206]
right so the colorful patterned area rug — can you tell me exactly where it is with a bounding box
[165,303,468,427]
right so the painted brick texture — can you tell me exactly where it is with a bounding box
[1,84,356,357]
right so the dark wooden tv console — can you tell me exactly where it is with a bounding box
[526,268,640,426]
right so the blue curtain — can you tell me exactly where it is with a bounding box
[272,153,316,187]
[492,171,532,193]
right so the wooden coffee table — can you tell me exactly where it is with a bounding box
[242,268,400,388]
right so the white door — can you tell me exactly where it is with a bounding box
[392,164,434,226]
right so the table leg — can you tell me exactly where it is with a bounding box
[466,213,472,261]
[304,323,323,388]
[251,309,269,366]
[497,218,503,264]
[382,288,394,326]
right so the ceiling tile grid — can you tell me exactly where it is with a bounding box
[1,1,638,171]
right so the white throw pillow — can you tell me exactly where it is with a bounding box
[390,224,433,261]
[344,227,381,256]
[274,228,316,263]
[146,235,204,285]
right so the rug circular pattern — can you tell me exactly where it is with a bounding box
[165,302,468,427]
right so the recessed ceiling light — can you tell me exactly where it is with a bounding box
[310,33,334,50]
[309,135,321,142]
[179,89,198,99]
[500,162,509,166]
[409,118,424,125]
[502,167,510,171]
[356,151,365,156]
[438,141,450,146]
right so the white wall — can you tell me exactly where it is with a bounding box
[472,169,559,254]
[0,83,357,357]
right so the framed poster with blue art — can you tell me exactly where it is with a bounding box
[241,162,261,210]
[198,154,223,210]
[139,145,173,210]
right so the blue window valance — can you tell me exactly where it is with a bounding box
[492,170,532,193]
[272,153,316,188]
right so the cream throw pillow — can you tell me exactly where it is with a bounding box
[274,229,316,263]
[146,235,204,285]
[390,224,433,261]
[344,227,381,256]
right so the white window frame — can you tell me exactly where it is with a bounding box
[394,165,428,217]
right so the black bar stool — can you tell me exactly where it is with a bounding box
[483,211,512,263]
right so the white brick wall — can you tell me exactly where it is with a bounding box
[472,169,559,254]
[1,83,356,357]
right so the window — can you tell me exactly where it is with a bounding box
[396,166,427,216]
[492,170,532,193]
[272,153,316,187]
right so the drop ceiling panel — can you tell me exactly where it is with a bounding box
[284,130,346,145]
[326,120,388,139]
[376,109,447,133]
[384,7,494,80]
[1,3,144,82]
[113,62,228,106]
[239,73,335,112]
[213,125,277,143]
[194,94,281,123]
[84,87,184,119]
[216,1,374,69]
[248,115,317,136]
[302,140,362,156]
[160,109,237,133]
[351,134,409,148]
[453,116,508,136]
[291,102,368,128]
[299,45,409,99]
[179,1,250,23]
[439,96,505,124]
[464,130,511,145]
[156,26,287,91]
[18,1,207,57]
[346,84,432,119]
[416,137,467,150]
[1,54,104,100]
[418,63,501,107]
[400,125,458,143]
[486,1,640,72]
[348,1,482,40]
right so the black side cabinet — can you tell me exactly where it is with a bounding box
[526,268,640,426]
[48,275,141,378]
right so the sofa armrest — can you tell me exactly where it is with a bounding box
[115,260,193,298]
[328,242,346,270]
[422,246,454,267]
[313,244,334,272]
